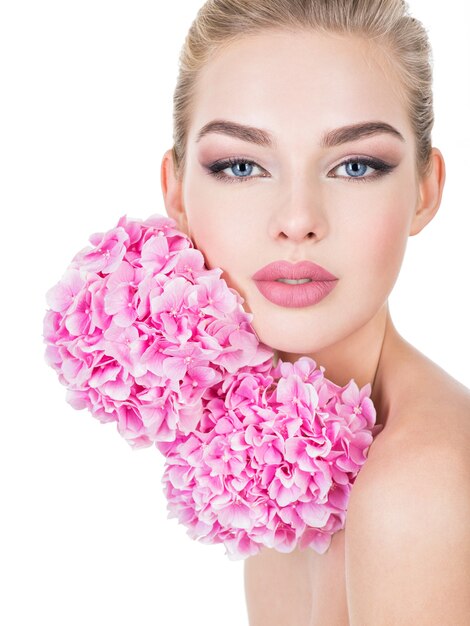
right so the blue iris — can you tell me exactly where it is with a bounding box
[230,162,254,177]
[345,161,368,177]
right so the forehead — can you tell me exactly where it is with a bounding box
[189,30,411,145]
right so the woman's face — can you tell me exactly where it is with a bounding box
[171,30,428,353]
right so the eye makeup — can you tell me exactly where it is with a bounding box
[203,155,397,184]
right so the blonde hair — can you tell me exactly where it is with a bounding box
[171,0,434,181]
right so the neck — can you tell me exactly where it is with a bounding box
[274,302,398,427]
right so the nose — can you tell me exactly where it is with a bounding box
[268,180,328,243]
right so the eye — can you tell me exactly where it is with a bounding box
[205,157,267,184]
[205,155,396,184]
[328,157,395,183]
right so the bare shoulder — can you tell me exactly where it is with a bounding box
[379,338,470,452]
[344,365,470,625]
[416,350,470,434]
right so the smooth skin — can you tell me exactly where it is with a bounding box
[161,29,470,626]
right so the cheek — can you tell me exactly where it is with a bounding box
[371,205,410,270]
[345,202,410,298]
[183,178,253,273]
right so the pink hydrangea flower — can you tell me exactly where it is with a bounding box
[43,213,380,560]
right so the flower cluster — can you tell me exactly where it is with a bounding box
[43,213,380,560]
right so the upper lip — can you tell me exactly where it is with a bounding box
[252,260,338,282]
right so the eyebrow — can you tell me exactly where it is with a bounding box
[195,119,405,148]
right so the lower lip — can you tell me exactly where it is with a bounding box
[253,279,338,308]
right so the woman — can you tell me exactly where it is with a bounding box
[160,0,470,623]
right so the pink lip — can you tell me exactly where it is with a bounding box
[252,260,338,308]
[252,260,337,282]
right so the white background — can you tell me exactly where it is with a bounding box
[1,1,469,625]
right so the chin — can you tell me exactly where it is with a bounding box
[250,323,320,356]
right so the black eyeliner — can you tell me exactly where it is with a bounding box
[205,155,396,184]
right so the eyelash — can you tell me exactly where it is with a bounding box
[206,156,395,184]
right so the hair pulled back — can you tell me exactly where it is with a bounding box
[171,0,434,181]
